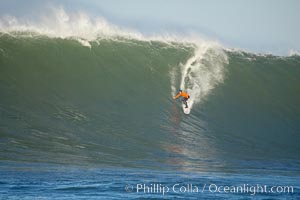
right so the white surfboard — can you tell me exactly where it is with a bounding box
[182,104,190,114]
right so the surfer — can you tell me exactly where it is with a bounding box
[173,90,190,108]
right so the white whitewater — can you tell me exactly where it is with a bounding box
[177,42,228,114]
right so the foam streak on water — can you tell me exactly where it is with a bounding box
[178,42,228,114]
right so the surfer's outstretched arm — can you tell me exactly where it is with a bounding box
[173,93,181,99]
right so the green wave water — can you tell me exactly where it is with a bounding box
[0,34,300,174]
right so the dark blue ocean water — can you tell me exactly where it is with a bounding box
[0,161,299,199]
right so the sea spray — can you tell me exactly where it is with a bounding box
[177,42,228,114]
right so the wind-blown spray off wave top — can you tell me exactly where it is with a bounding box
[0,8,300,173]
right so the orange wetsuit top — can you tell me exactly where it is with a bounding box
[174,92,190,99]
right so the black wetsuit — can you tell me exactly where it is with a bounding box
[182,95,190,108]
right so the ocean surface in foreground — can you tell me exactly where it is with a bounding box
[0,161,299,199]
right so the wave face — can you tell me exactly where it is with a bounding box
[0,33,300,173]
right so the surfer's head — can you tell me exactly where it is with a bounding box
[179,90,182,93]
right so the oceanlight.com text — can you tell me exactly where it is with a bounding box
[125,183,294,196]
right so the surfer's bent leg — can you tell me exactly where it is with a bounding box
[183,98,188,108]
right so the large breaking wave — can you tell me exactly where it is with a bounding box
[0,8,300,173]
